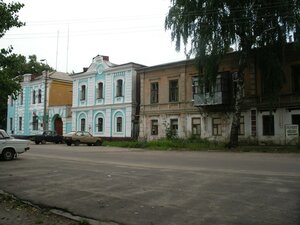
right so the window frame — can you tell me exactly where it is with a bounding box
[169,79,179,102]
[116,79,123,97]
[116,116,122,132]
[32,115,38,130]
[97,117,104,132]
[80,118,86,131]
[192,117,201,135]
[80,85,86,101]
[262,115,275,136]
[150,82,159,104]
[212,118,222,136]
[38,89,42,104]
[32,90,36,104]
[238,116,245,135]
[170,118,178,136]
[97,82,104,99]
[19,117,22,131]
[151,119,158,135]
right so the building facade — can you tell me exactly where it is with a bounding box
[138,46,300,144]
[7,72,72,136]
[70,55,144,139]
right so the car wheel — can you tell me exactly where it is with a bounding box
[35,141,40,144]
[55,141,59,144]
[87,144,92,146]
[66,142,72,146]
[94,140,102,146]
[2,149,15,161]
[41,140,46,144]
[74,140,80,146]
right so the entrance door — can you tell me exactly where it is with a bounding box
[55,117,63,135]
[292,114,300,136]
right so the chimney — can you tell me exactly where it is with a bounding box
[103,55,109,61]
[83,67,88,72]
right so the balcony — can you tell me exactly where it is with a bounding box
[193,72,232,107]
[194,91,230,106]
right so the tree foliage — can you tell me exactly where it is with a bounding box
[165,0,300,147]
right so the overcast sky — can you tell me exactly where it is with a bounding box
[1,0,186,73]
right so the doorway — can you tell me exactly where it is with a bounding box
[292,114,300,136]
[54,116,63,135]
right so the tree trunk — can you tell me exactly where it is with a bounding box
[228,72,244,148]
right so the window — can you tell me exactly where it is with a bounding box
[80,118,86,131]
[150,82,159,104]
[97,82,104,99]
[192,118,201,135]
[212,118,222,136]
[80,85,86,101]
[116,79,123,97]
[116,117,122,132]
[20,91,23,105]
[169,80,178,102]
[38,89,42,103]
[32,116,38,130]
[263,115,274,136]
[151,120,158,135]
[97,117,103,132]
[19,117,22,131]
[238,116,245,135]
[32,90,36,104]
[292,65,300,93]
[170,119,178,136]
[192,77,199,99]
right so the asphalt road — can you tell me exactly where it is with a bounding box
[0,144,300,225]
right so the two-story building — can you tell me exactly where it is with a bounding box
[70,55,144,139]
[7,71,72,136]
[138,45,300,144]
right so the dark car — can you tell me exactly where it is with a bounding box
[31,131,64,144]
[63,131,102,146]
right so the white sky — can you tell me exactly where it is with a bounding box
[1,0,186,73]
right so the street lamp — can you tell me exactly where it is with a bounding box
[40,59,48,131]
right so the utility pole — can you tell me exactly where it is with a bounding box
[43,70,48,131]
[41,59,48,131]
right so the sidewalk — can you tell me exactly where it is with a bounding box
[0,192,103,225]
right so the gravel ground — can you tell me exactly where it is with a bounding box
[0,193,88,225]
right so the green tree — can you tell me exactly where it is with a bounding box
[0,0,24,129]
[165,0,300,147]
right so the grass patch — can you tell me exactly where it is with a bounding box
[103,138,225,151]
[103,138,300,153]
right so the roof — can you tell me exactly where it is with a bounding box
[49,72,72,81]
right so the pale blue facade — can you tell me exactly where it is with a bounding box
[7,72,72,136]
[71,55,144,139]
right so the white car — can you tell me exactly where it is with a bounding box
[0,129,30,161]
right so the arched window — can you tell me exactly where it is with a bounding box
[80,118,86,131]
[97,82,103,99]
[38,89,42,103]
[32,90,36,104]
[80,85,86,100]
[116,117,122,132]
[116,79,123,97]
[97,117,103,132]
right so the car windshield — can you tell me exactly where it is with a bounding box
[0,130,10,138]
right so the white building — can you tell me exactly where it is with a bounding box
[71,55,144,139]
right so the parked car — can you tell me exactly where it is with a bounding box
[63,131,102,146]
[0,129,30,161]
[31,130,64,144]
